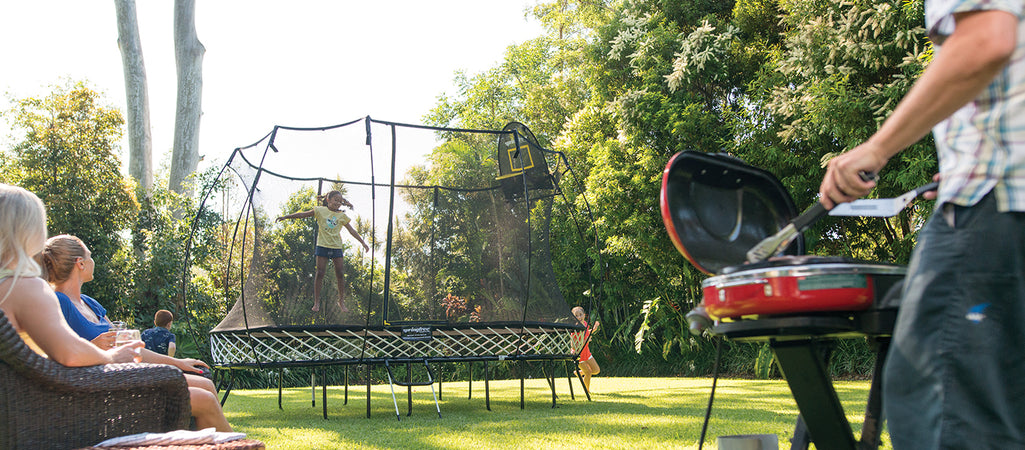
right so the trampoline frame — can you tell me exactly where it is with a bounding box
[186,117,603,418]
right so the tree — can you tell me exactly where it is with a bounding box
[169,0,205,195]
[115,0,154,191]
[742,0,933,261]
[1,81,139,315]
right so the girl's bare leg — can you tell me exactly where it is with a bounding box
[313,256,328,312]
[332,256,347,312]
[578,358,600,392]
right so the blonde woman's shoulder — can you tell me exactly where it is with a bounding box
[0,275,58,318]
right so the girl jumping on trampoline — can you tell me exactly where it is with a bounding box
[277,190,369,312]
[572,306,601,392]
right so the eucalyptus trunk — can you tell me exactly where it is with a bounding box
[115,0,153,191]
[169,0,204,195]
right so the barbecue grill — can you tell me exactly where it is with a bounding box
[660,151,907,450]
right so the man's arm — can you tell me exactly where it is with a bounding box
[820,10,1018,207]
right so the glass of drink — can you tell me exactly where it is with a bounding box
[115,329,142,363]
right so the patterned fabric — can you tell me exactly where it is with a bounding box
[313,205,351,249]
[926,0,1025,212]
[141,326,176,355]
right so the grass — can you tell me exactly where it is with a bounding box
[221,377,892,449]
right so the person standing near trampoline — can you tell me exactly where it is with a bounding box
[572,306,600,392]
[277,190,369,312]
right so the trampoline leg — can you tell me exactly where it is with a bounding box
[519,360,525,410]
[406,362,413,417]
[366,364,372,419]
[484,361,491,411]
[344,366,349,405]
[322,367,328,420]
[468,362,473,400]
[219,370,235,407]
[576,365,592,402]
[567,360,575,400]
[429,377,442,419]
[385,361,401,421]
[438,365,443,401]
[548,360,557,409]
[311,371,316,407]
[278,368,283,410]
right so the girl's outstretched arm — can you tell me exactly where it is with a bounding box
[276,209,315,221]
[344,223,370,252]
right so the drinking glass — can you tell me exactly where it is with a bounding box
[115,329,142,362]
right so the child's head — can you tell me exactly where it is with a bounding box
[319,190,352,210]
[0,184,47,280]
[39,234,90,284]
[154,309,174,328]
[572,306,587,323]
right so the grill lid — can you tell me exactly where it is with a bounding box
[660,151,802,274]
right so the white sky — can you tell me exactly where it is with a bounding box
[0,1,544,174]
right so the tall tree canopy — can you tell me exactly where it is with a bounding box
[425,0,935,375]
[1,81,139,311]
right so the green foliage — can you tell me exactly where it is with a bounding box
[133,168,229,357]
[2,0,942,381]
[1,80,138,311]
[489,0,934,379]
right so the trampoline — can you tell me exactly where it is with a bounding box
[184,117,600,418]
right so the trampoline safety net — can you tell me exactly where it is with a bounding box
[192,117,587,368]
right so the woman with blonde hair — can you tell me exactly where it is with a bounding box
[39,233,231,432]
[0,184,140,367]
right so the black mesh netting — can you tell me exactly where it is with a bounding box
[193,118,583,338]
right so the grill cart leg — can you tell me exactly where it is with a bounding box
[790,415,811,450]
[859,337,891,450]
[772,339,856,450]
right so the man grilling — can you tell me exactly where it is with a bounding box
[819,2,1025,448]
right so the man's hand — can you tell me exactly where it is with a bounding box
[820,143,888,209]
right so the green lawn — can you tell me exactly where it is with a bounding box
[221,377,891,449]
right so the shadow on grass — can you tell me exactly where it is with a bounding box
[222,377,889,449]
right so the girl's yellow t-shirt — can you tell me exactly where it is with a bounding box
[313,205,351,249]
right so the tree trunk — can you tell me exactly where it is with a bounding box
[115,0,153,191]
[169,0,204,195]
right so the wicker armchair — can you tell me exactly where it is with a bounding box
[0,309,191,450]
